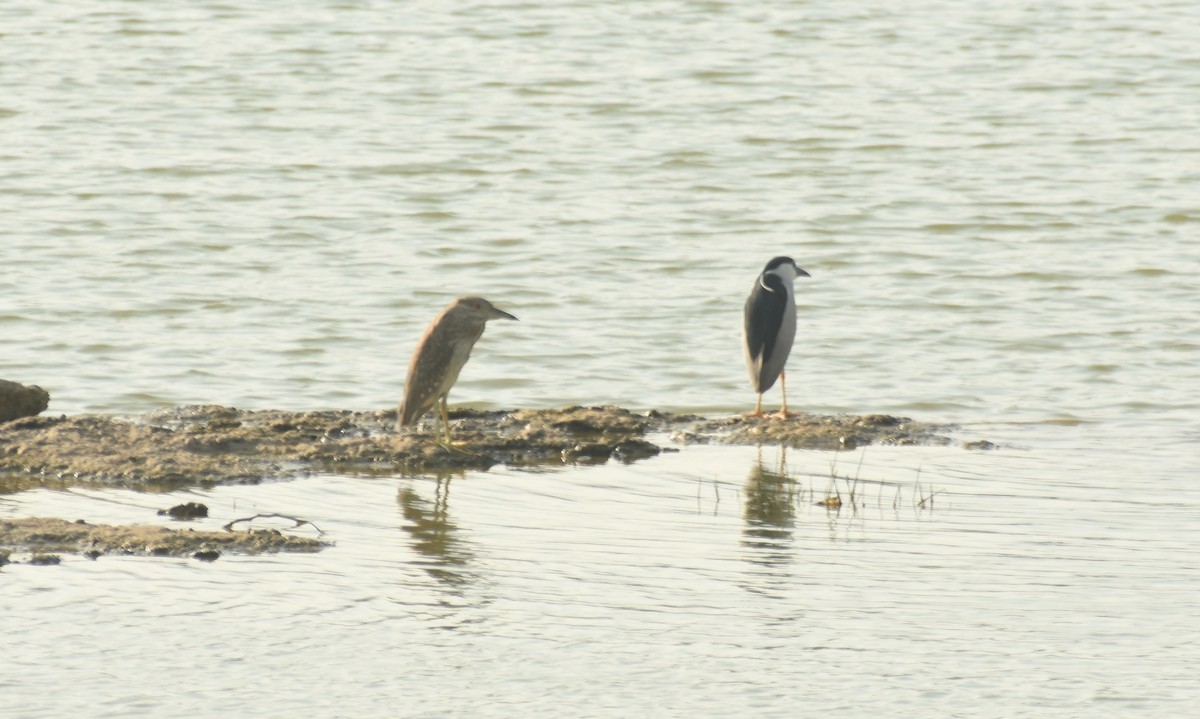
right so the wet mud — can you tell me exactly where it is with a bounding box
[0,404,956,491]
[0,516,326,564]
[1,405,959,562]
[677,412,954,451]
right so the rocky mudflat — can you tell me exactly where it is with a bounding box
[0,405,959,563]
[0,404,956,491]
[679,412,952,451]
[0,516,326,564]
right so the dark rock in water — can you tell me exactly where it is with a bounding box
[561,442,614,464]
[963,439,1000,451]
[158,502,209,520]
[612,438,663,463]
[0,380,50,423]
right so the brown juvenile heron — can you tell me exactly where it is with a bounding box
[743,256,810,417]
[396,296,518,442]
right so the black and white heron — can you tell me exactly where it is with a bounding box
[743,256,811,417]
[397,296,518,442]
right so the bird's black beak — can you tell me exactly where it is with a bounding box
[491,307,518,321]
[796,266,811,278]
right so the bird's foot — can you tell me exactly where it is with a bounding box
[435,438,479,455]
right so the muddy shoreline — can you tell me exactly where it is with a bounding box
[1,404,956,491]
[1,405,958,562]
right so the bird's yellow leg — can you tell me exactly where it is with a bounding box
[439,395,452,443]
[434,395,478,454]
[747,393,764,417]
[775,370,796,419]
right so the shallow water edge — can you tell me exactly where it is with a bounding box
[0,404,968,563]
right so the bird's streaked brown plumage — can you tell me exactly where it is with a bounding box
[397,296,517,441]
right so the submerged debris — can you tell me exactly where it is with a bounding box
[0,405,957,490]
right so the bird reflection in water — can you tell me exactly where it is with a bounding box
[741,447,799,566]
[397,475,476,589]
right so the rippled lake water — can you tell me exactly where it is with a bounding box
[3,1,1198,717]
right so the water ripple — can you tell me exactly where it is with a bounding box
[5,1,1200,715]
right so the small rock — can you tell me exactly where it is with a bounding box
[193,550,220,562]
[29,553,61,565]
[561,442,612,463]
[612,439,661,463]
[0,380,50,423]
[964,440,999,451]
[158,502,209,520]
[856,414,901,427]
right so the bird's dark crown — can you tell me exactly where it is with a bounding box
[763,256,797,271]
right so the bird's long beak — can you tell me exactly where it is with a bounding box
[490,306,518,321]
[796,267,811,278]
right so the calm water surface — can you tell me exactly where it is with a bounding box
[2,1,1198,717]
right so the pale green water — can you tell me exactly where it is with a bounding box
[2,1,1199,717]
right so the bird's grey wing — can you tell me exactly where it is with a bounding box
[745,275,789,362]
[744,274,789,391]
